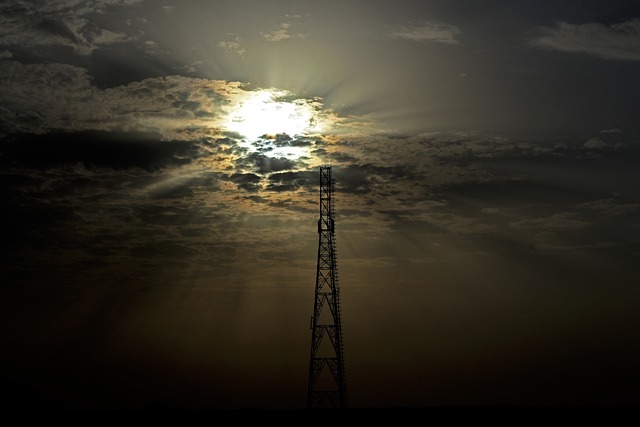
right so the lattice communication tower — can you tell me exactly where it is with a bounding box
[307,165,347,409]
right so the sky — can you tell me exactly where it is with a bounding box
[1,0,640,412]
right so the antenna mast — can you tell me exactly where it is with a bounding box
[307,165,347,409]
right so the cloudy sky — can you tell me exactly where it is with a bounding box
[1,0,640,411]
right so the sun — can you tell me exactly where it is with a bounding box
[225,89,321,141]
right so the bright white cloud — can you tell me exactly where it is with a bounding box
[532,18,640,61]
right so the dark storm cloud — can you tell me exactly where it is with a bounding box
[271,133,314,148]
[0,130,200,171]
[0,133,254,297]
[0,61,92,135]
[323,150,358,164]
[332,163,419,196]
[38,17,81,44]
[320,128,640,267]
[228,172,262,192]
[0,0,138,56]
[0,131,215,272]
[235,151,301,174]
[87,43,189,89]
[427,137,639,209]
[0,60,248,138]
[266,170,316,192]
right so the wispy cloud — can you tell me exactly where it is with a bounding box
[261,16,308,42]
[579,197,640,216]
[531,18,640,61]
[600,128,621,134]
[262,23,293,42]
[218,35,246,56]
[509,212,591,230]
[391,21,461,45]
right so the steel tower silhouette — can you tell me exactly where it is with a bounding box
[307,165,347,409]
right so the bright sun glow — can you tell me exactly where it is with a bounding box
[225,89,321,141]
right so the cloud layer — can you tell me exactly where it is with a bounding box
[532,18,640,61]
[391,21,461,44]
